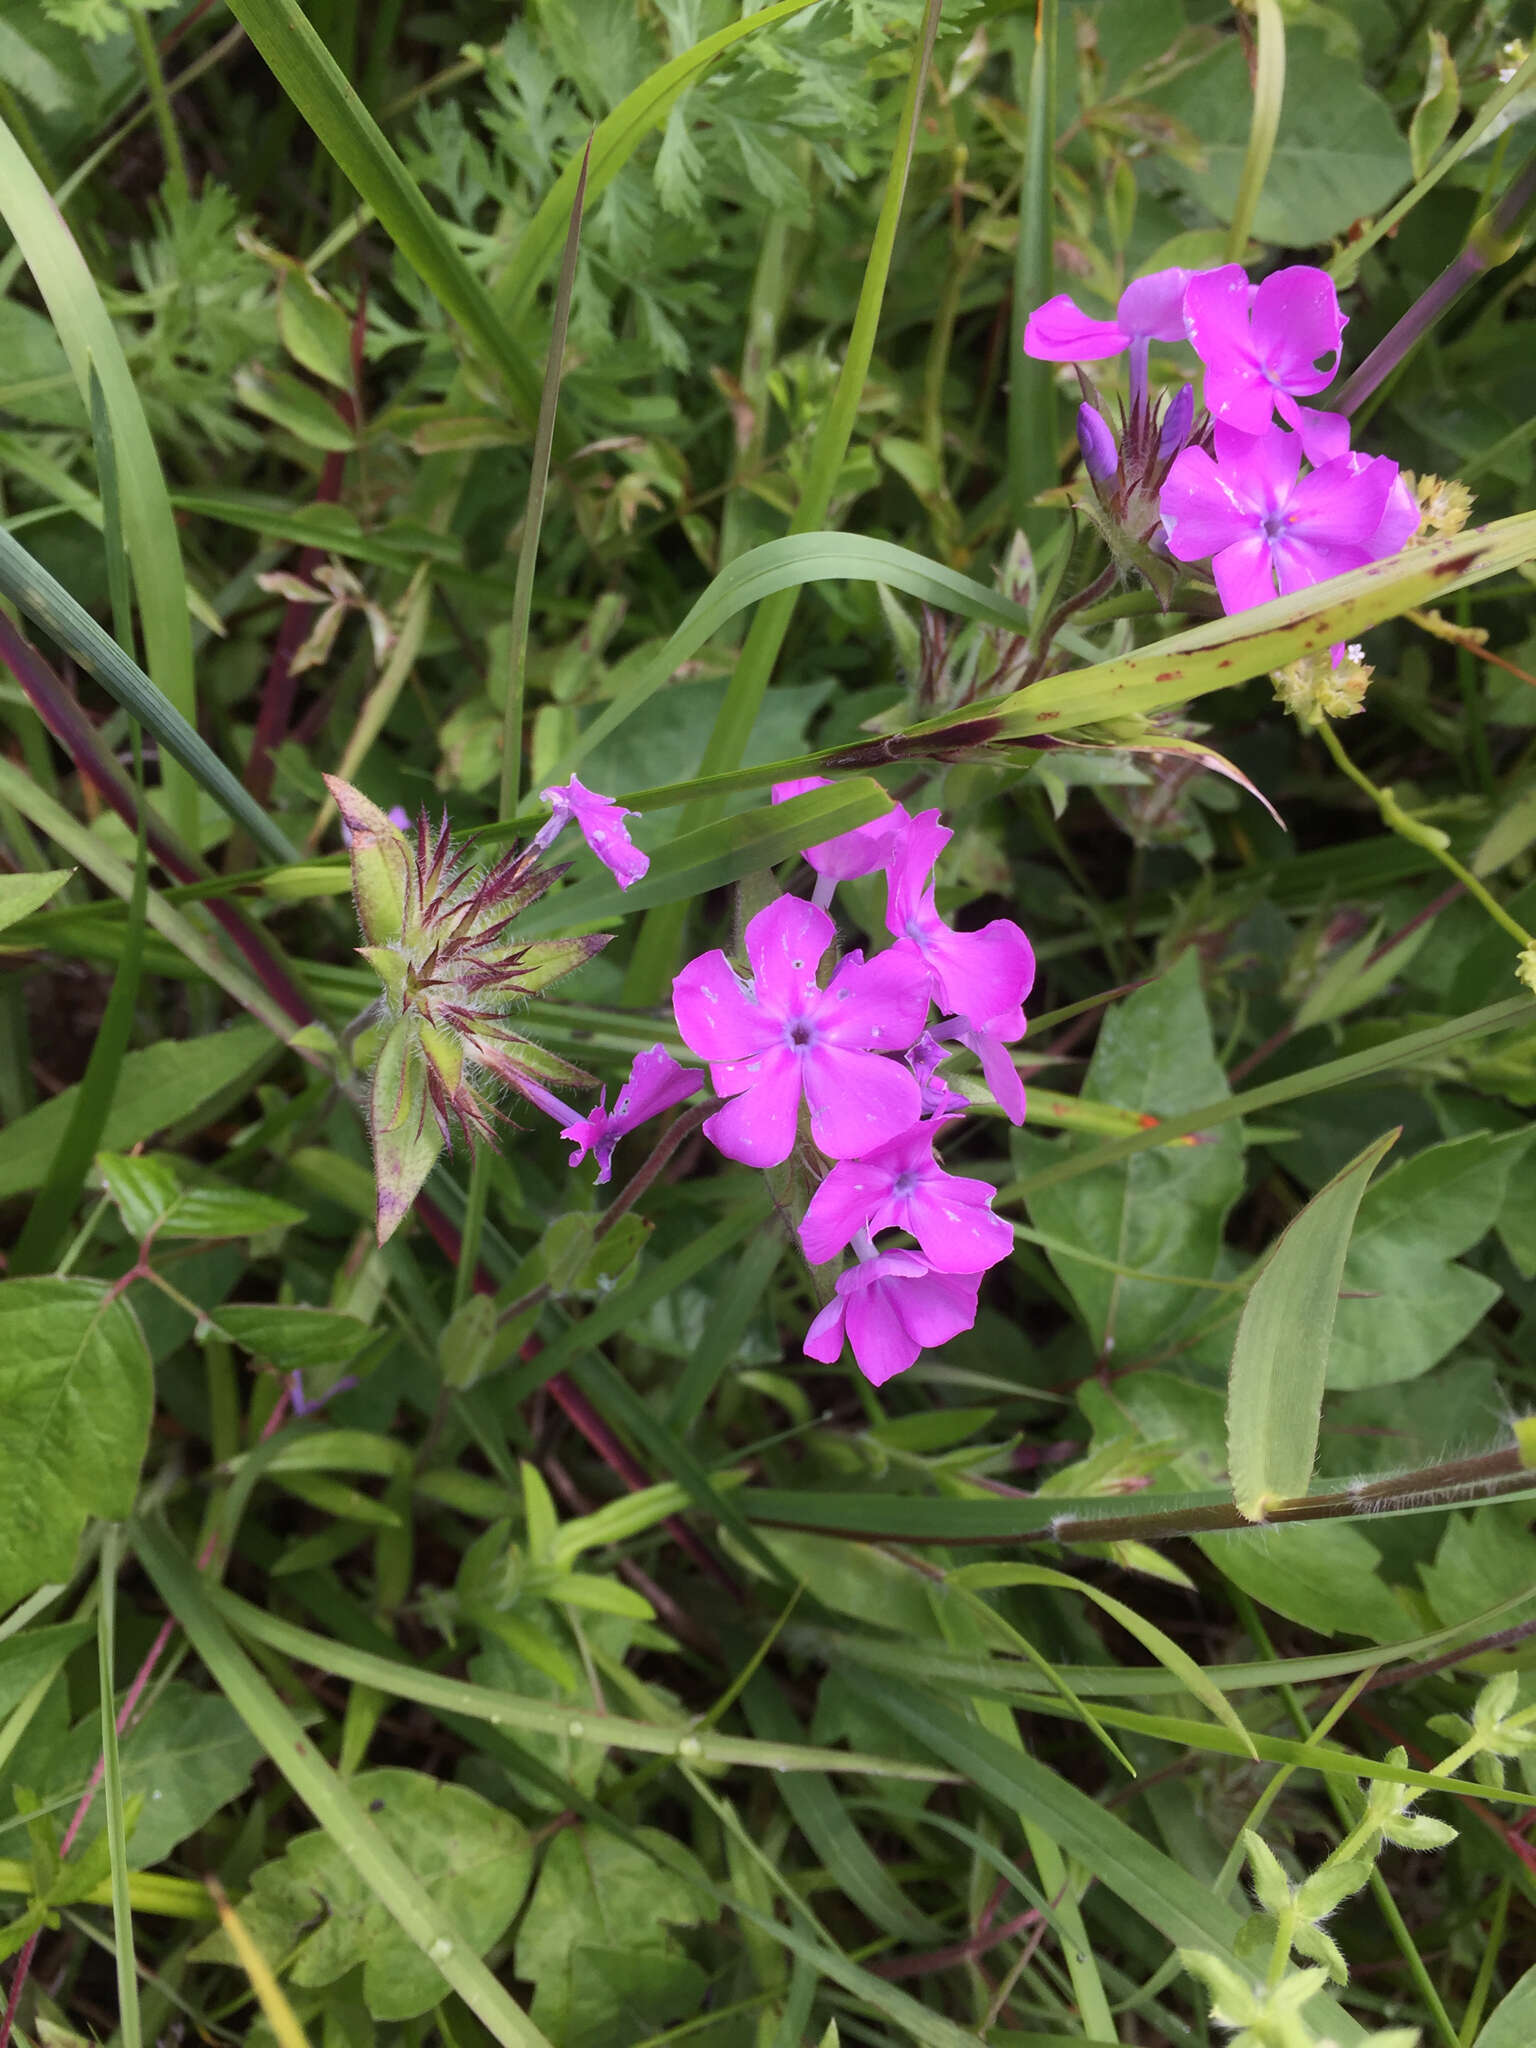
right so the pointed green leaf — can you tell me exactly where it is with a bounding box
[1228,1129,1398,1522]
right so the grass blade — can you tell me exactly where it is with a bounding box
[96,1530,141,2048]
[1008,0,1058,541]
[224,0,544,424]
[1227,1129,1399,1523]
[0,111,199,845]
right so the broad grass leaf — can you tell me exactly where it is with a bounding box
[1023,951,1244,1357]
[1328,1129,1534,1389]
[0,1279,152,1609]
[1150,30,1410,247]
[0,1028,275,1201]
[1228,1130,1398,1522]
[39,1682,262,1869]
[218,1769,532,2021]
[0,869,70,932]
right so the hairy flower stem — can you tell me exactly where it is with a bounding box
[1316,719,1536,951]
[1334,152,1536,416]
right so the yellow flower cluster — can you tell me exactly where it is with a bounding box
[1271,644,1374,726]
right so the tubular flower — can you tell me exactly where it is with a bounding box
[560,1044,704,1184]
[1023,267,1191,363]
[885,811,1036,1031]
[671,894,930,1169]
[327,776,605,1243]
[536,773,649,890]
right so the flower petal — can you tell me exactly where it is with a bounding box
[539,773,649,889]
[844,1281,924,1385]
[817,946,933,1052]
[802,1294,848,1364]
[1211,533,1279,615]
[891,1265,982,1350]
[802,1044,921,1159]
[1250,265,1345,396]
[702,1049,802,1167]
[920,918,1035,1030]
[957,1023,1028,1124]
[1182,265,1256,368]
[899,1174,1014,1272]
[1158,445,1259,564]
[1023,293,1128,362]
[800,1157,895,1265]
[884,809,952,935]
[673,950,778,1063]
[742,893,833,1012]
[1273,535,1371,598]
[1116,266,1191,343]
[1287,453,1395,548]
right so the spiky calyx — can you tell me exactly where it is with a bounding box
[327,776,606,1242]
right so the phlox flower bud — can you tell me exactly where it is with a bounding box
[1077,403,1119,488]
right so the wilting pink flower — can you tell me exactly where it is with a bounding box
[803,1251,982,1386]
[1183,265,1349,461]
[885,811,1036,1031]
[1159,425,1403,618]
[1024,268,1191,363]
[537,773,649,890]
[771,778,912,881]
[800,1121,1012,1272]
[672,896,929,1168]
[561,1044,704,1184]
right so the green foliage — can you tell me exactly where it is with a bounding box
[1,1,1536,2042]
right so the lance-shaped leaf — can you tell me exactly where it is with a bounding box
[372,1019,444,1245]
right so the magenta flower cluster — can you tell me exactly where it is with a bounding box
[1024,263,1418,623]
[556,783,1033,1389]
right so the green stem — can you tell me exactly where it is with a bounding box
[1224,0,1284,264]
[1316,719,1535,951]
[129,10,189,205]
[1008,0,1058,544]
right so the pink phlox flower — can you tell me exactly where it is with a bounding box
[561,1044,704,1184]
[342,803,410,848]
[907,1031,970,1118]
[1023,267,1192,362]
[771,777,912,880]
[803,1250,982,1387]
[1159,424,1402,619]
[538,773,649,890]
[672,895,930,1169]
[799,1119,1013,1273]
[885,810,1036,1032]
[1183,264,1350,462]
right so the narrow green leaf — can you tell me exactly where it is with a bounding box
[97,1529,141,2048]
[1228,1130,1399,1522]
[1007,0,1057,539]
[0,527,297,863]
[224,0,544,422]
[0,111,199,843]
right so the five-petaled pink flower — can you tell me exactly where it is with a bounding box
[672,895,930,1168]
[537,773,649,890]
[561,1044,704,1184]
[1183,265,1350,462]
[1159,425,1406,619]
[803,1251,982,1387]
[799,1121,1013,1273]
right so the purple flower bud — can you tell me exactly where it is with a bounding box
[1156,383,1195,465]
[1077,402,1119,486]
